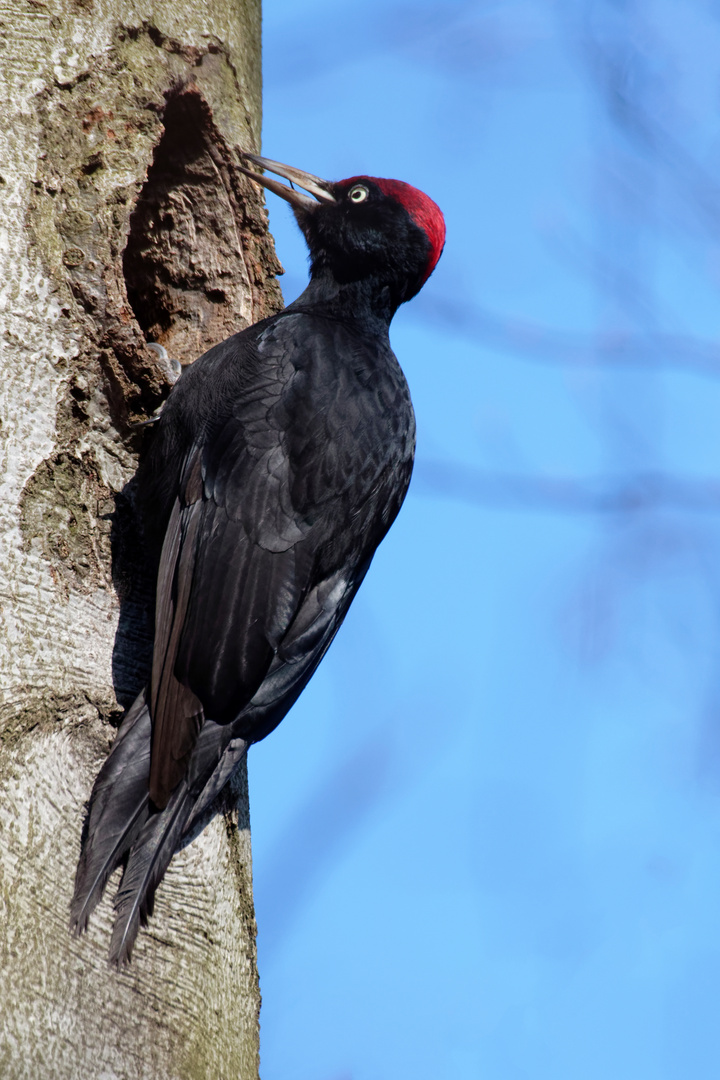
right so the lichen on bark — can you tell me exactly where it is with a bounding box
[19,449,113,595]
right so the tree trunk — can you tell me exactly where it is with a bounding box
[0,3,282,1077]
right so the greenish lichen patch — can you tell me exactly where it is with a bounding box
[19,449,113,595]
[0,690,113,753]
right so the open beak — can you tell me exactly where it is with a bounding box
[237,152,337,212]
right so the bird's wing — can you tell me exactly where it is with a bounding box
[180,562,369,835]
[147,420,311,806]
[146,320,411,808]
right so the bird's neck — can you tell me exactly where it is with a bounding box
[286,268,398,332]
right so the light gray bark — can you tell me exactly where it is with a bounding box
[0,2,282,1076]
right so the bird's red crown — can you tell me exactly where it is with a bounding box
[340,176,446,283]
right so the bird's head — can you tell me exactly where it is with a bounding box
[238,153,445,312]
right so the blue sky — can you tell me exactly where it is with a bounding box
[248,2,720,1077]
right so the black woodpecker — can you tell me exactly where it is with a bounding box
[70,154,446,964]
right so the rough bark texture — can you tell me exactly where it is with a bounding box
[0,1,283,1077]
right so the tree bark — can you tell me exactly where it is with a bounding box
[0,2,282,1077]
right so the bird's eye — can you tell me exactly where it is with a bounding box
[348,185,369,204]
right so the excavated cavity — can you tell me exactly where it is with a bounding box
[29,29,283,429]
[123,88,257,367]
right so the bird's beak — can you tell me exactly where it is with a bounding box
[237,152,337,212]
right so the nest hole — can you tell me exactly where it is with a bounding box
[122,88,250,365]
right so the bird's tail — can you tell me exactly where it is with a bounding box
[108,779,193,965]
[70,690,153,936]
[71,688,202,965]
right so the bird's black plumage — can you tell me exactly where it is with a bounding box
[70,155,445,963]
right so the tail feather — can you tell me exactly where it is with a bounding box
[71,794,150,935]
[71,689,247,962]
[109,782,193,966]
[70,692,152,935]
